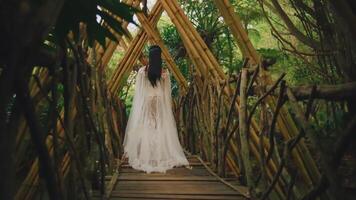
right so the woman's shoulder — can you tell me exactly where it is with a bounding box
[161,68,169,78]
[162,68,169,74]
[138,66,147,73]
[138,66,169,77]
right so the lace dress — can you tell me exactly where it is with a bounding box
[123,66,189,173]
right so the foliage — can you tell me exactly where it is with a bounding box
[231,0,264,28]
[1,0,354,199]
[107,49,125,77]
[257,48,323,84]
[159,23,182,54]
[54,0,137,47]
[0,0,138,199]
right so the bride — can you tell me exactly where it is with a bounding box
[123,45,189,173]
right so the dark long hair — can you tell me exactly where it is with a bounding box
[147,45,162,87]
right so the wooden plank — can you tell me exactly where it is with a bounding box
[120,162,207,168]
[117,175,238,182]
[119,167,211,176]
[114,183,241,195]
[112,189,241,195]
[105,170,119,198]
[97,154,248,200]
[108,193,246,199]
[116,182,241,190]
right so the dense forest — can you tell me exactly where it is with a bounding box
[0,0,355,199]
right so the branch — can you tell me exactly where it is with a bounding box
[290,82,356,101]
[330,116,356,169]
[222,73,241,171]
[251,82,356,101]
[269,0,321,49]
[16,80,60,200]
[247,73,286,127]
[328,0,356,42]
[301,116,356,200]
[265,80,286,163]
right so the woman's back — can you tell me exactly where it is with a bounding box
[123,65,189,173]
[139,66,168,97]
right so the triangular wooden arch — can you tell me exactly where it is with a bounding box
[14,1,324,199]
[100,0,321,192]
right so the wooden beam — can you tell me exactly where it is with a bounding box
[108,1,164,94]
[213,0,261,64]
[135,8,188,91]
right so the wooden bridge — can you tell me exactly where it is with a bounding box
[94,155,250,200]
[3,0,354,199]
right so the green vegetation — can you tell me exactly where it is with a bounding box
[1,0,356,199]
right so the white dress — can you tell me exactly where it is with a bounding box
[123,66,189,173]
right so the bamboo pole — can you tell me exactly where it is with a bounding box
[108,1,164,94]
[228,140,242,175]
[95,0,140,69]
[213,0,261,63]
[276,102,320,184]
[109,30,146,91]
[95,0,136,69]
[161,0,222,83]
[170,0,226,78]
[15,67,99,199]
[160,0,207,75]
[16,136,59,199]
[16,69,50,150]
[162,1,288,194]
[135,10,188,91]
[213,0,320,187]
[108,24,147,92]
[249,137,285,200]
[239,68,253,188]
[15,2,139,199]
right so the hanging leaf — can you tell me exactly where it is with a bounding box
[50,0,137,49]
[54,0,81,44]
[87,21,106,48]
[99,0,139,26]
[102,26,119,43]
[98,10,128,36]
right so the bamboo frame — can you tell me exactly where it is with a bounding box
[108,1,164,93]
[213,0,261,63]
[135,9,188,90]
[213,0,320,187]
[12,0,326,199]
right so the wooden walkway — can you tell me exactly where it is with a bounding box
[95,155,250,200]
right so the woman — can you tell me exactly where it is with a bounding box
[123,45,189,173]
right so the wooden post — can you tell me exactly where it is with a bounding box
[239,68,253,188]
[135,9,188,91]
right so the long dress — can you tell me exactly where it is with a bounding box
[123,66,189,173]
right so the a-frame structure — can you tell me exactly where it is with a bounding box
[96,0,321,199]
[13,0,324,199]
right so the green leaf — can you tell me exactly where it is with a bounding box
[99,0,138,26]
[54,0,81,43]
[52,0,137,48]
[98,10,128,36]
[102,26,119,43]
[87,22,106,48]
